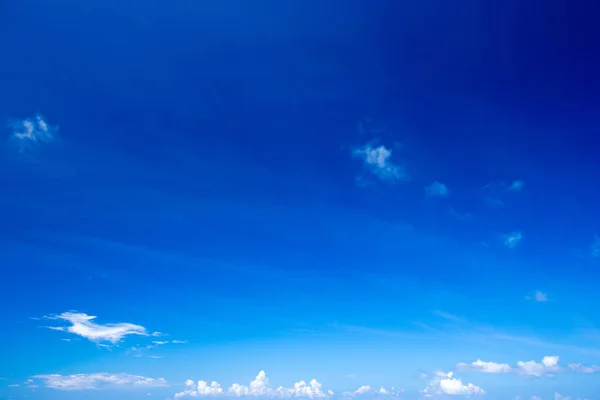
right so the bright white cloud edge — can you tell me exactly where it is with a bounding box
[44,311,149,343]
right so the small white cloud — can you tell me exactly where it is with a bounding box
[567,363,600,373]
[151,331,167,337]
[9,114,57,151]
[33,373,167,391]
[503,231,523,249]
[44,312,148,344]
[425,181,450,198]
[172,340,189,344]
[343,385,403,397]
[456,356,561,377]
[516,356,560,377]
[509,180,525,192]
[555,394,572,400]
[8,384,20,387]
[175,371,330,398]
[534,291,548,302]
[352,144,408,183]
[421,371,484,397]
[455,359,512,373]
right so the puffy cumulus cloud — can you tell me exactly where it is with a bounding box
[175,371,330,398]
[455,359,512,373]
[425,181,450,198]
[503,231,523,249]
[516,356,560,377]
[567,363,600,373]
[44,311,148,343]
[421,371,484,397]
[33,373,167,391]
[352,144,408,183]
[10,114,57,151]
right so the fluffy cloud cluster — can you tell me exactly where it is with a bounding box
[33,373,167,390]
[421,371,484,397]
[175,371,331,398]
[10,114,56,151]
[456,356,560,377]
[352,144,408,183]
[44,312,149,343]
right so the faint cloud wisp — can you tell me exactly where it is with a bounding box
[352,144,408,183]
[44,311,148,344]
[9,114,57,152]
[425,181,450,198]
[503,231,523,249]
[33,373,167,391]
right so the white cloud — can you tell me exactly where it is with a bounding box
[352,144,408,183]
[33,373,167,391]
[503,231,523,249]
[567,363,600,373]
[456,356,560,377]
[421,371,484,397]
[425,181,450,198]
[172,340,189,344]
[175,371,330,398]
[455,359,512,373]
[555,394,571,400]
[10,114,57,151]
[534,291,548,302]
[45,312,148,343]
[342,385,403,397]
[516,356,560,377]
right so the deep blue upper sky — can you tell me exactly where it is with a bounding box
[1,1,600,400]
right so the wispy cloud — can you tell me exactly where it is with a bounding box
[352,144,408,183]
[567,363,600,373]
[425,181,450,198]
[33,373,167,391]
[448,208,473,221]
[534,291,548,302]
[175,371,332,398]
[44,312,149,344]
[9,114,57,151]
[503,231,523,249]
[509,180,525,192]
[456,356,560,377]
[421,371,484,397]
[342,385,403,397]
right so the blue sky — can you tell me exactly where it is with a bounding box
[1,0,600,399]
